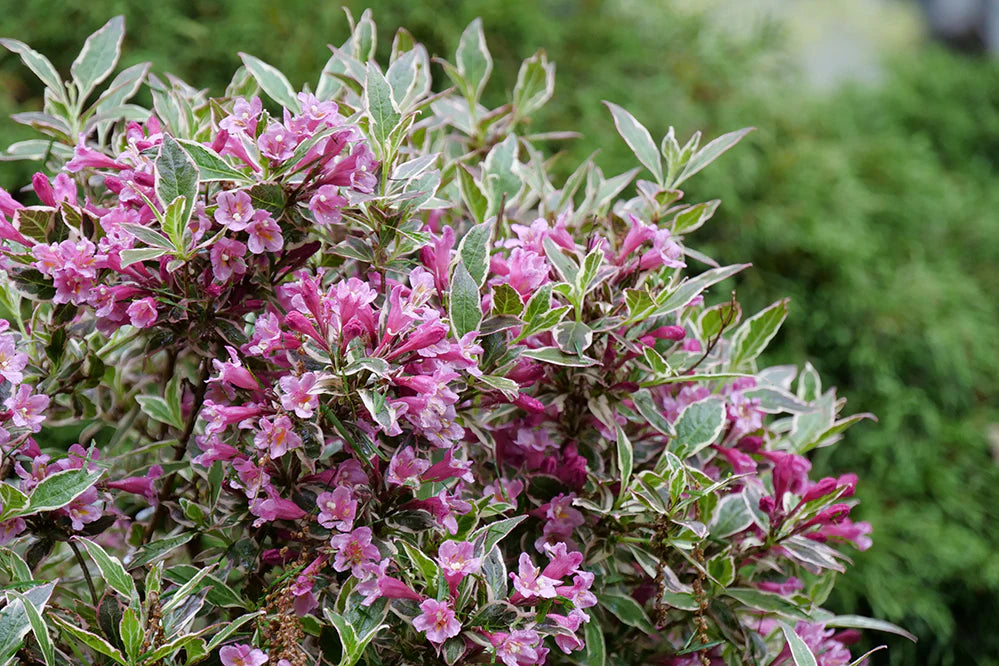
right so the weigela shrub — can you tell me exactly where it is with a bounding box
[0,12,912,666]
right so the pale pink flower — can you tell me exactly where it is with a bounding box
[316,486,357,532]
[214,190,255,231]
[511,552,560,599]
[412,598,461,645]
[329,526,379,577]
[253,415,301,458]
[210,237,248,282]
[278,372,320,419]
[245,210,283,254]
[219,644,268,666]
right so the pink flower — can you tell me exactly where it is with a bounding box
[245,211,283,254]
[330,526,380,577]
[253,415,302,458]
[316,486,357,532]
[214,190,255,231]
[308,185,347,225]
[107,465,162,504]
[250,496,307,527]
[219,644,268,666]
[219,97,263,137]
[386,447,429,487]
[436,540,481,581]
[0,335,28,385]
[4,385,49,431]
[510,552,560,599]
[258,122,297,162]
[278,372,320,419]
[412,598,461,645]
[492,629,542,666]
[126,298,157,328]
[210,237,248,282]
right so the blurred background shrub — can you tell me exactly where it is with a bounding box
[2,0,997,663]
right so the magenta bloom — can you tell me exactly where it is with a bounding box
[245,211,283,254]
[214,190,255,231]
[510,552,560,599]
[258,122,297,162]
[5,385,49,432]
[0,335,28,385]
[126,297,158,328]
[386,447,429,487]
[278,372,320,419]
[219,97,263,137]
[492,629,542,666]
[253,415,302,458]
[210,237,248,282]
[436,540,481,581]
[412,598,461,645]
[330,526,380,577]
[308,185,347,226]
[219,644,268,666]
[316,486,357,532]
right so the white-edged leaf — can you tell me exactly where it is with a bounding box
[239,53,300,112]
[781,623,819,666]
[456,18,492,101]
[673,398,726,458]
[604,101,663,184]
[76,537,135,600]
[0,39,65,100]
[70,16,124,99]
[675,127,754,186]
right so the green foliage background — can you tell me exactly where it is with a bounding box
[1,1,997,663]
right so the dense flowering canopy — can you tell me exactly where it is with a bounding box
[0,11,911,666]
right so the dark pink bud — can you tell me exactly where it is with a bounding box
[513,392,545,413]
[647,325,686,341]
[32,173,55,207]
[801,477,838,503]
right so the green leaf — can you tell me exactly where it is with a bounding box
[239,53,300,112]
[781,623,819,666]
[13,468,103,518]
[709,493,756,538]
[204,611,264,653]
[323,608,359,662]
[472,516,527,555]
[519,346,596,367]
[247,182,285,215]
[615,425,634,503]
[598,593,655,633]
[513,50,555,117]
[155,135,198,227]
[553,321,593,356]
[448,261,482,338]
[673,398,726,458]
[119,608,142,664]
[120,248,168,268]
[675,127,754,186]
[641,263,751,322]
[358,389,397,434]
[482,134,520,218]
[136,395,184,430]
[604,101,663,184]
[576,248,606,297]
[729,299,789,370]
[8,591,53,666]
[672,200,720,235]
[0,485,28,522]
[365,62,401,152]
[160,563,217,615]
[543,237,579,285]
[457,166,488,223]
[456,18,492,102]
[176,139,251,183]
[49,614,126,664]
[0,39,65,101]
[821,615,917,642]
[162,565,248,609]
[724,588,812,620]
[76,537,134,600]
[523,283,553,324]
[127,533,193,570]
[399,542,440,586]
[93,62,149,117]
[70,16,124,100]
[120,223,174,250]
[492,284,524,317]
[633,389,675,436]
[582,615,607,666]
[161,195,187,252]
[457,222,493,287]
[481,546,508,600]
[707,555,736,587]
